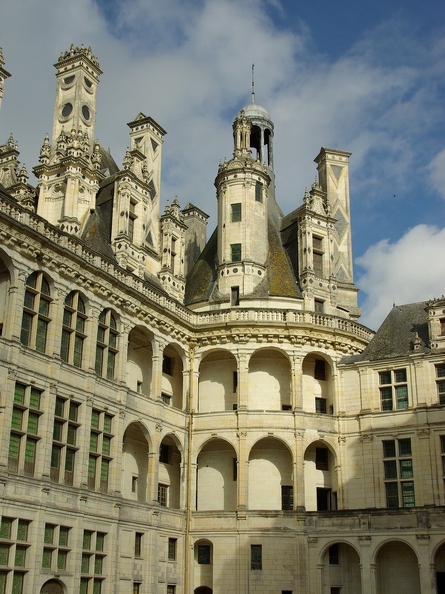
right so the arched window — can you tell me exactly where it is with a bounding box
[21,272,51,353]
[95,309,118,380]
[61,292,87,367]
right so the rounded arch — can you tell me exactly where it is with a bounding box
[304,440,339,512]
[0,248,12,338]
[40,579,65,594]
[194,588,212,594]
[162,342,184,409]
[374,540,420,594]
[198,349,237,412]
[121,421,150,502]
[197,438,237,511]
[433,540,445,593]
[302,352,334,414]
[320,541,361,594]
[248,348,291,410]
[248,437,293,510]
[127,325,154,395]
[159,433,182,509]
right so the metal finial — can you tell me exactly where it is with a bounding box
[251,64,255,104]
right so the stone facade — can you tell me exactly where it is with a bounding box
[0,46,444,594]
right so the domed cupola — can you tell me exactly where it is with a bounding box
[235,100,274,171]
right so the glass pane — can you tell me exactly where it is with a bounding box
[0,544,9,565]
[74,335,84,368]
[394,369,407,383]
[51,445,61,469]
[60,329,70,362]
[65,448,75,472]
[14,546,26,567]
[396,385,408,409]
[36,318,48,352]
[57,550,67,570]
[95,346,104,375]
[20,311,32,346]
[55,397,64,418]
[80,578,89,594]
[106,351,116,380]
[27,413,39,435]
[11,572,23,594]
[96,533,105,552]
[14,384,25,404]
[40,276,50,295]
[400,459,413,478]
[53,421,63,441]
[83,531,92,551]
[399,439,412,457]
[0,518,12,539]
[88,456,96,479]
[63,309,72,328]
[401,481,415,507]
[91,411,99,429]
[67,424,76,445]
[383,440,396,458]
[90,433,98,452]
[77,296,86,314]
[379,371,391,385]
[8,434,20,460]
[198,545,211,564]
[100,460,109,482]
[81,553,90,573]
[76,315,85,333]
[384,460,397,479]
[38,297,50,317]
[103,415,112,433]
[102,436,111,456]
[69,402,78,422]
[17,521,28,542]
[29,389,41,409]
[11,408,23,430]
[93,579,102,594]
[42,548,52,568]
[94,556,103,574]
[385,482,399,508]
[437,364,445,378]
[26,272,37,289]
[59,527,69,547]
[23,290,35,310]
[380,387,392,410]
[44,524,55,544]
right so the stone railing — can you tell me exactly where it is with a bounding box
[0,193,373,341]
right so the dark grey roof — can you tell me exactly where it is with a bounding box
[184,228,217,305]
[99,146,119,176]
[351,302,430,362]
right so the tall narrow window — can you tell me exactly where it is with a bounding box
[315,447,329,470]
[436,364,445,404]
[51,397,79,485]
[42,523,71,571]
[231,203,241,222]
[0,516,31,592]
[312,236,324,277]
[197,545,211,564]
[251,544,262,570]
[61,292,87,368]
[281,486,293,510]
[379,369,408,411]
[88,410,113,493]
[128,200,137,242]
[231,286,240,306]
[230,243,241,262]
[383,438,415,508]
[81,530,106,594]
[158,484,168,507]
[170,237,177,273]
[168,538,177,561]
[8,383,42,476]
[134,533,142,557]
[255,181,263,202]
[95,310,118,380]
[21,271,51,353]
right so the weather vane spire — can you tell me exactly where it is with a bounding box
[251,63,255,104]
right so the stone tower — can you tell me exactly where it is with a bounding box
[214,102,274,303]
[33,45,104,234]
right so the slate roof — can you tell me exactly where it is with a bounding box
[345,301,430,363]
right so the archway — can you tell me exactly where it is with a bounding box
[248,349,291,410]
[122,423,149,502]
[40,579,64,594]
[197,439,237,510]
[375,541,420,594]
[321,542,361,593]
[198,350,237,412]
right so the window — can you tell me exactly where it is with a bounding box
[379,369,408,410]
[233,371,238,393]
[314,359,326,380]
[0,516,30,593]
[317,488,335,511]
[231,286,240,306]
[312,236,323,277]
[329,544,339,564]
[231,203,241,222]
[128,200,137,242]
[42,523,71,571]
[95,309,118,380]
[315,397,327,414]
[441,318,445,336]
[168,538,177,561]
[133,584,140,594]
[80,530,106,594]
[331,589,341,594]
[51,397,79,485]
[162,355,173,376]
[233,458,238,481]
[230,243,241,262]
[250,544,262,570]
[88,410,113,492]
[170,237,177,273]
[159,444,171,464]
[316,448,329,470]
[134,533,142,558]
[255,181,263,202]
[314,299,324,312]
[440,436,445,476]
[383,439,415,508]
[131,476,138,493]
[436,364,445,404]
[158,484,168,507]
[8,383,43,476]
[198,545,211,564]
[281,486,293,510]
[161,393,172,406]
[20,271,51,353]
[167,586,176,594]
[61,291,87,368]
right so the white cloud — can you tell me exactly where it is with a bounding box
[356,224,445,330]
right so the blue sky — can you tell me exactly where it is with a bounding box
[1,0,445,329]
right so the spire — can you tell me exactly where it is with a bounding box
[251,64,255,104]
